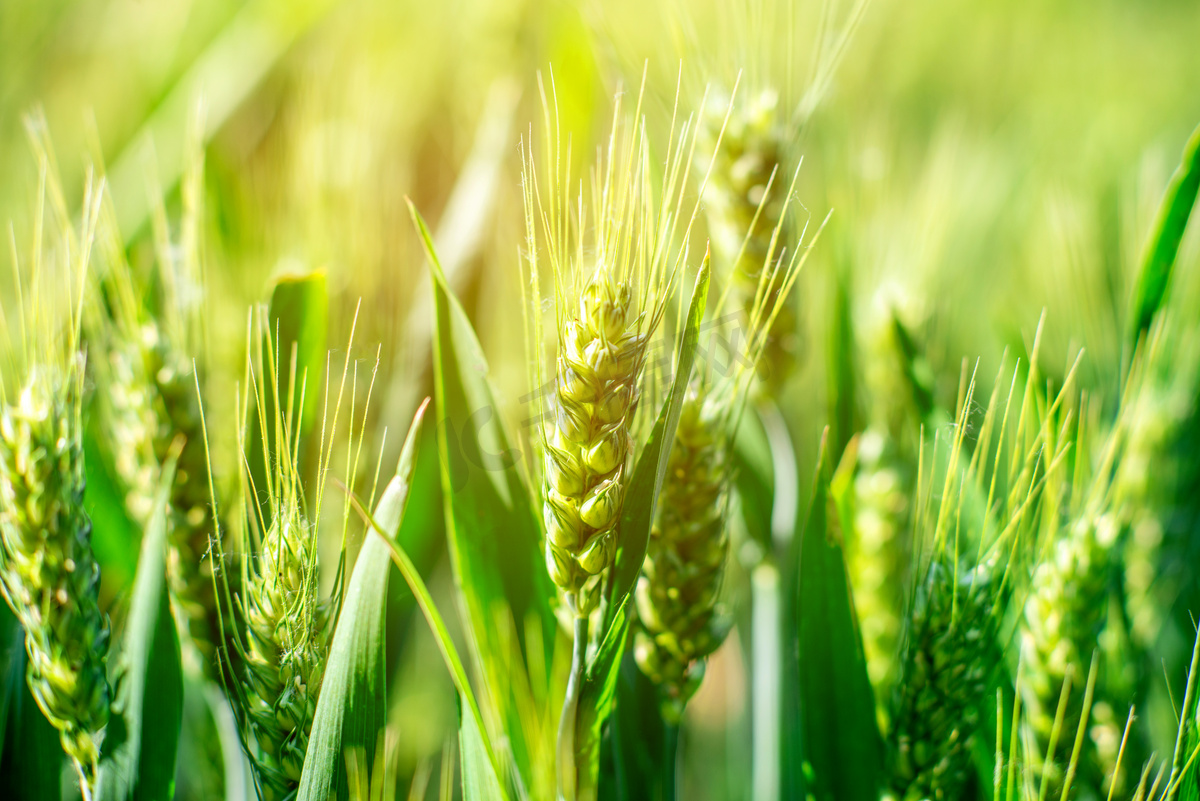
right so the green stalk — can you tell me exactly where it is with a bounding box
[664,721,680,801]
[558,615,589,801]
[752,562,781,801]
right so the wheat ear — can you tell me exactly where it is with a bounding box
[0,143,110,799]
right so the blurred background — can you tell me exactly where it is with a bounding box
[3,0,1200,797]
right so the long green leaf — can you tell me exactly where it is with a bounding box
[413,199,556,785]
[97,458,184,801]
[460,693,507,801]
[344,470,509,800]
[601,650,669,801]
[297,400,427,801]
[577,258,711,799]
[0,628,62,801]
[1128,119,1200,349]
[781,429,882,801]
[83,426,141,591]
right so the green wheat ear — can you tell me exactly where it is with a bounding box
[1019,341,1177,798]
[888,552,1001,800]
[522,71,709,618]
[633,157,820,722]
[887,339,1074,801]
[698,87,801,392]
[88,123,223,669]
[0,132,110,800]
[851,310,943,708]
[218,302,376,801]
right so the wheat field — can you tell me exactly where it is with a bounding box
[1,1,1200,800]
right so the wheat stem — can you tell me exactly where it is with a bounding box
[557,615,588,801]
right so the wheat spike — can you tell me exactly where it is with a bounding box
[851,428,914,697]
[887,553,1000,800]
[1019,511,1121,795]
[225,301,376,801]
[699,87,798,390]
[633,384,732,722]
[851,311,940,705]
[633,155,818,721]
[146,325,222,658]
[100,318,221,656]
[88,125,223,666]
[0,143,110,798]
[0,367,111,794]
[543,276,650,616]
[242,498,326,801]
[1116,316,1200,656]
[525,74,705,618]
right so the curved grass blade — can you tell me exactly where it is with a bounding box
[412,199,556,785]
[459,698,507,801]
[414,199,556,657]
[343,459,509,801]
[575,258,710,800]
[782,429,882,801]
[1128,120,1200,350]
[297,400,428,801]
[97,455,184,801]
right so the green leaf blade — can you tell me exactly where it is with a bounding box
[97,459,184,801]
[459,693,508,801]
[782,430,882,801]
[297,400,426,801]
[414,199,556,787]
[1128,120,1200,348]
[0,644,62,801]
